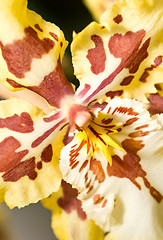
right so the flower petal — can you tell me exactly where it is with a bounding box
[0,0,75,108]
[42,180,104,240]
[60,98,163,239]
[72,0,163,105]
[83,0,116,21]
[0,97,68,208]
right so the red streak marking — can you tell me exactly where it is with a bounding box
[87,185,94,194]
[113,14,123,24]
[107,107,111,114]
[90,157,105,183]
[0,27,54,78]
[86,179,91,188]
[60,123,69,131]
[49,32,59,41]
[31,118,66,148]
[148,94,163,115]
[135,124,149,130]
[93,194,104,205]
[101,118,113,124]
[112,107,139,116]
[106,90,123,98]
[128,130,149,138]
[120,75,134,86]
[84,30,150,103]
[79,160,89,172]
[102,199,107,208]
[3,157,37,182]
[123,117,139,127]
[71,161,79,169]
[87,35,106,75]
[7,60,75,108]
[89,126,106,145]
[69,140,86,167]
[77,84,91,98]
[34,24,43,32]
[58,181,87,220]
[108,153,163,203]
[41,144,53,162]
[0,112,34,133]
[43,111,61,122]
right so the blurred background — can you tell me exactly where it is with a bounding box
[0,0,93,240]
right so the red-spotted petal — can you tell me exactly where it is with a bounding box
[0,97,68,208]
[42,180,104,240]
[0,0,75,108]
[72,0,163,105]
[60,98,163,239]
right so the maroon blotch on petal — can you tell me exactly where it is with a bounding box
[87,35,106,75]
[0,27,55,78]
[108,152,163,203]
[41,144,53,163]
[0,112,34,133]
[58,180,87,220]
[113,14,123,24]
[148,93,163,115]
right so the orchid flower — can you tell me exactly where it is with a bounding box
[0,0,162,240]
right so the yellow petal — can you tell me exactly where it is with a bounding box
[72,0,163,105]
[0,0,74,108]
[0,97,68,208]
[42,181,104,240]
[83,0,116,21]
